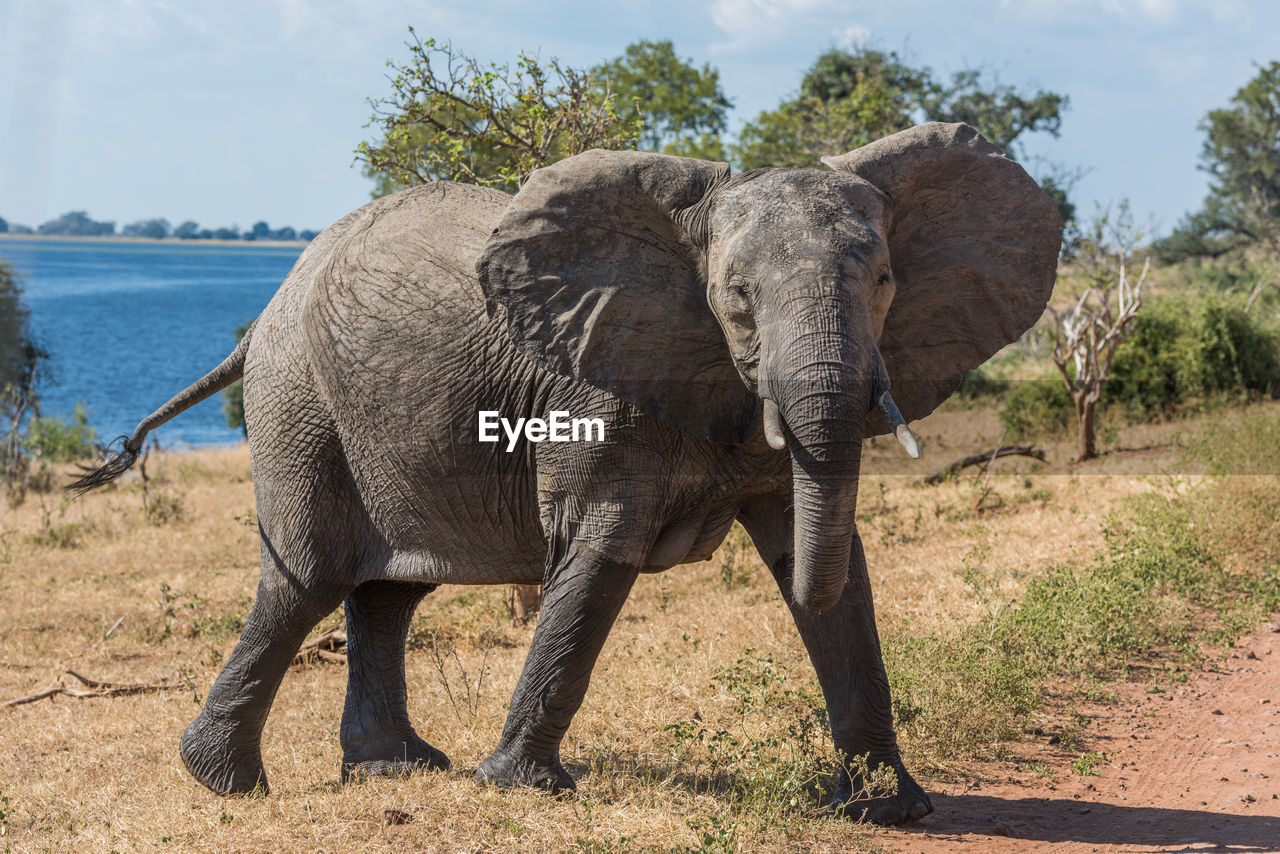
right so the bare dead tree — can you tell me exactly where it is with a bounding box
[1047,204,1150,461]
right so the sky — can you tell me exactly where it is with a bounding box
[1,0,1276,237]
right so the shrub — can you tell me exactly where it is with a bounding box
[1105,295,1280,418]
[953,368,1010,403]
[221,320,252,437]
[999,375,1072,439]
[25,403,97,462]
[1000,294,1280,438]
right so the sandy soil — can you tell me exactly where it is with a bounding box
[874,617,1280,854]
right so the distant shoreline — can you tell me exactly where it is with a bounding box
[0,233,311,249]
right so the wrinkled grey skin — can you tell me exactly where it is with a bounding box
[76,123,1059,826]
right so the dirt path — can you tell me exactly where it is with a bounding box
[875,618,1280,853]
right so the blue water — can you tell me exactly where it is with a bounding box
[3,239,304,447]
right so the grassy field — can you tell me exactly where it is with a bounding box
[1,400,1277,853]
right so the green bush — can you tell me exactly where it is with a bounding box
[1191,257,1263,295]
[999,294,1280,438]
[953,368,1010,403]
[26,402,97,462]
[1106,295,1280,418]
[999,376,1072,439]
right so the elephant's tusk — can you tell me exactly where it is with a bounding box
[762,398,786,450]
[878,391,921,459]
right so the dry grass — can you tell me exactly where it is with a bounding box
[1,402,1276,853]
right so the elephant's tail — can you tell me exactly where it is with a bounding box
[68,324,255,494]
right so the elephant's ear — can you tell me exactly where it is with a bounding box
[822,122,1061,435]
[477,149,760,443]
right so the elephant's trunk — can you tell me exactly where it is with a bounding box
[762,322,876,613]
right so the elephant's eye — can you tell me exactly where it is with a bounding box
[719,275,755,327]
[877,267,892,287]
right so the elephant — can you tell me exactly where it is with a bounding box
[75,121,1059,825]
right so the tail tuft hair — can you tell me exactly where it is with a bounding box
[67,436,141,496]
[65,328,251,499]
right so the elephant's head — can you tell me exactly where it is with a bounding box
[478,122,1060,611]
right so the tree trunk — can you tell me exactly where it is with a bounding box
[1076,397,1097,462]
[508,584,543,623]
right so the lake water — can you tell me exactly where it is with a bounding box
[3,238,304,447]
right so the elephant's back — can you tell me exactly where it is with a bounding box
[294,181,515,411]
[254,181,510,345]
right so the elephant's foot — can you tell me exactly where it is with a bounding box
[341,731,451,783]
[475,749,575,794]
[834,759,933,826]
[180,712,269,796]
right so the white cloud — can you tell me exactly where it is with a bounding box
[710,0,864,54]
[998,0,1246,25]
[835,23,870,47]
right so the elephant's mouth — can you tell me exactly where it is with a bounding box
[760,389,920,458]
[731,342,761,388]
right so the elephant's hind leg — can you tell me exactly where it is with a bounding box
[180,569,349,795]
[340,579,451,782]
[181,402,362,795]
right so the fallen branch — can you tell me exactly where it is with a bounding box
[918,445,1046,485]
[291,625,347,667]
[62,609,133,664]
[1,670,184,710]
[0,686,64,709]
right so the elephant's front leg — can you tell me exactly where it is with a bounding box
[476,545,638,793]
[743,490,933,826]
[776,534,933,824]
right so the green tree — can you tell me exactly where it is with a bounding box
[919,68,1065,157]
[222,320,253,437]
[356,29,642,196]
[122,218,171,239]
[593,39,732,160]
[1157,62,1280,268]
[733,72,911,168]
[733,47,1066,169]
[0,257,35,410]
[800,47,930,104]
[1,256,50,498]
[37,210,115,236]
